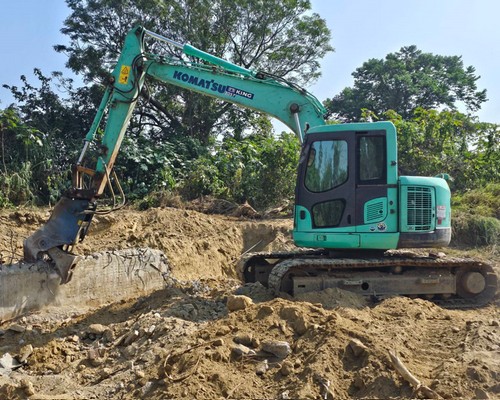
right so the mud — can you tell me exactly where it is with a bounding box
[0,206,498,399]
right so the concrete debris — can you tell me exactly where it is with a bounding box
[0,248,169,321]
[0,352,22,375]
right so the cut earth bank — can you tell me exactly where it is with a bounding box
[0,206,498,399]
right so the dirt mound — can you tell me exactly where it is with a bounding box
[0,206,498,399]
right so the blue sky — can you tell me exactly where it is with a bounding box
[0,0,498,124]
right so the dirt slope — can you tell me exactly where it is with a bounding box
[0,206,498,399]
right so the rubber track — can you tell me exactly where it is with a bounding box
[242,251,497,309]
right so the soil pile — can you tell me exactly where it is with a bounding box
[0,206,498,399]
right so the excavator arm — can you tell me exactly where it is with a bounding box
[23,25,326,282]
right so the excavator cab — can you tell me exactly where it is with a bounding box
[293,121,452,251]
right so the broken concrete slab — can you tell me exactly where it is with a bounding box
[0,248,169,321]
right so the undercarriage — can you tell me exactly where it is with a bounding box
[239,249,497,308]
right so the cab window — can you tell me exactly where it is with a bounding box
[305,140,348,192]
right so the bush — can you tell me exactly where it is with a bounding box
[178,133,301,210]
[452,183,500,219]
[451,211,500,247]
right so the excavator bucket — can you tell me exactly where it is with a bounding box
[23,197,94,283]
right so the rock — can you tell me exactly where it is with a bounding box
[135,369,146,379]
[262,340,292,358]
[18,344,34,363]
[474,388,490,399]
[255,359,269,376]
[256,305,275,319]
[88,323,108,335]
[231,343,256,359]
[212,338,224,347]
[124,330,140,346]
[233,333,254,347]
[100,367,112,379]
[296,317,310,335]
[8,324,26,333]
[280,307,309,335]
[103,329,115,342]
[215,326,231,336]
[348,338,369,357]
[280,360,294,376]
[227,295,253,312]
[146,325,156,336]
[20,378,35,397]
[68,334,80,343]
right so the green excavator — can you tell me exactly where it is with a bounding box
[23,26,496,306]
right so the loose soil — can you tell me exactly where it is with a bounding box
[0,206,498,399]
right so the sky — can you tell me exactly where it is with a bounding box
[0,0,498,124]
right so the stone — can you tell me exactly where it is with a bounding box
[100,367,112,379]
[68,335,80,343]
[20,378,35,397]
[255,359,269,376]
[8,324,26,333]
[227,295,253,311]
[348,338,369,357]
[256,305,274,319]
[231,343,256,359]
[233,333,254,347]
[18,344,34,363]
[124,330,140,346]
[262,340,291,358]
[89,324,108,335]
[280,360,294,376]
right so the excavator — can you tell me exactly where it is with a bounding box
[23,26,496,307]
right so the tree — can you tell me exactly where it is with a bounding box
[326,45,487,121]
[56,0,333,143]
[383,108,498,191]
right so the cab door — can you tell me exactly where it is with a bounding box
[355,129,398,234]
[296,131,356,230]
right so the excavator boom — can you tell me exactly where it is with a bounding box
[22,26,497,307]
[23,25,326,281]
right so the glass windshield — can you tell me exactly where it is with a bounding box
[305,140,348,192]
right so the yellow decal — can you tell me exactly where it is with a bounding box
[118,65,131,85]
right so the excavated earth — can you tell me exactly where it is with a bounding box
[0,205,498,399]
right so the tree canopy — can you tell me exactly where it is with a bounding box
[1,2,498,210]
[56,0,333,143]
[325,45,487,121]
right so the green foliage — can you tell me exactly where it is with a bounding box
[181,132,300,209]
[452,184,500,219]
[383,109,498,191]
[0,162,36,206]
[326,45,487,122]
[451,212,500,247]
[58,0,332,143]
